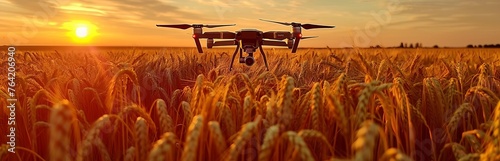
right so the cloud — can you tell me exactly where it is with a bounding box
[389,0,500,29]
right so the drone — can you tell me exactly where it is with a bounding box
[156,19,335,71]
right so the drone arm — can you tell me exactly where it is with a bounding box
[262,31,292,40]
[193,36,203,53]
[200,31,236,39]
[213,40,237,46]
[291,37,300,53]
[262,40,288,47]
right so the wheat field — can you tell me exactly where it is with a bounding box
[0,47,499,161]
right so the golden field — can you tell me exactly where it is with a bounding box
[0,47,499,161]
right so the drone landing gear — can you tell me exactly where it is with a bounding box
[258,45,270,71]
[229,42,240,71]
[229,43,270,71]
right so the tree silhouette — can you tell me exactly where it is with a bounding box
[467,44,474,48]
[478,45,483,48]
[409,43,414,48]
[404,43,408,48]
[433,45,439,48]
[400,42,404,48]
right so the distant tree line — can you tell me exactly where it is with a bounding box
[398,42,425,48]
[466,44,500,48]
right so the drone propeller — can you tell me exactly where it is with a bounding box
[156,24,236,30]
[259,19,335,30]
[259,19,292,26]
[301,36,318,39]
[204,24,236,28]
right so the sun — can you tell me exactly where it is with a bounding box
[62,20,98,43]
[75,26,88,38]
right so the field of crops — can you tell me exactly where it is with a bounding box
[0,47,499,161]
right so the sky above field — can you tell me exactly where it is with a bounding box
[1,0,499,47]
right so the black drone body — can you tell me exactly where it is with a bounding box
[156,19,335,71]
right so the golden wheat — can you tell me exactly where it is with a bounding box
[124,146,136,161]
[182,115,204,161]
[281,131,314,161]
[135,117,149,161]
[208,121,227,155]
[156,98,174,134]
[446,103,473,138]
[352,121,381,161]
[148,132,177,161]
[77,115,112,161]
[277,76,294,128]
[7,48,500,161]
[49,100,74,161]
[226,117,261,161]
[259,125,280,161]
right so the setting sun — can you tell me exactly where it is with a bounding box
[62,20,98,43]
[75,26,88,38]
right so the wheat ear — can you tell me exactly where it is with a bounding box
[259,125,280,161]
[77,115,112,161]
[281,131,314,161]
[182,115,204,161]
[156,99,174,133]
[226,119,260,161]
[352,121,381,161]
[135,117,149,161]
[49,100,74,161]
[208,121,227,155]
[148,132,177,161]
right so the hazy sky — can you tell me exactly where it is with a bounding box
[1,0,499,47]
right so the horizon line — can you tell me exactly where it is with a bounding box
[2,45,479,48]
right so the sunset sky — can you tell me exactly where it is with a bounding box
[1,0,499,47]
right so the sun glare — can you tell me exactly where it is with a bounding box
[75,26,88,38]
[62,20,98,43]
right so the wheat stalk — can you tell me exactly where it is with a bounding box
[105,69,140,113]
[277,76,294,128]
[259,125,280,161]
[298,129,335,155]
[462,132,482,153]
[311,82,323,131]
[135,117,149,161]
[182,115,204,161]
[119,105,157,136]
[124,146,136,161]
[226,118,261,161]
[352,121,381,161]
[376,59,388,81]
[182,101,193,127]
[190,74,204,114]
[379,148,412,161]
[243,95,253,124]
[148,132,177,161]
[325,94,349,136]
[441,142,466,160]
[77,115,112,161]
[208,121,227,155]
[0,144,9,159]
[446,103,473,139]
[156,99,174,134]
[459,153,480,161]
[281,131,314,161]
[49,100,74,161]
[481,101,500,160]
[94,138,111,161]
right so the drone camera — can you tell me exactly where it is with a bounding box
[240,56,255,66]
